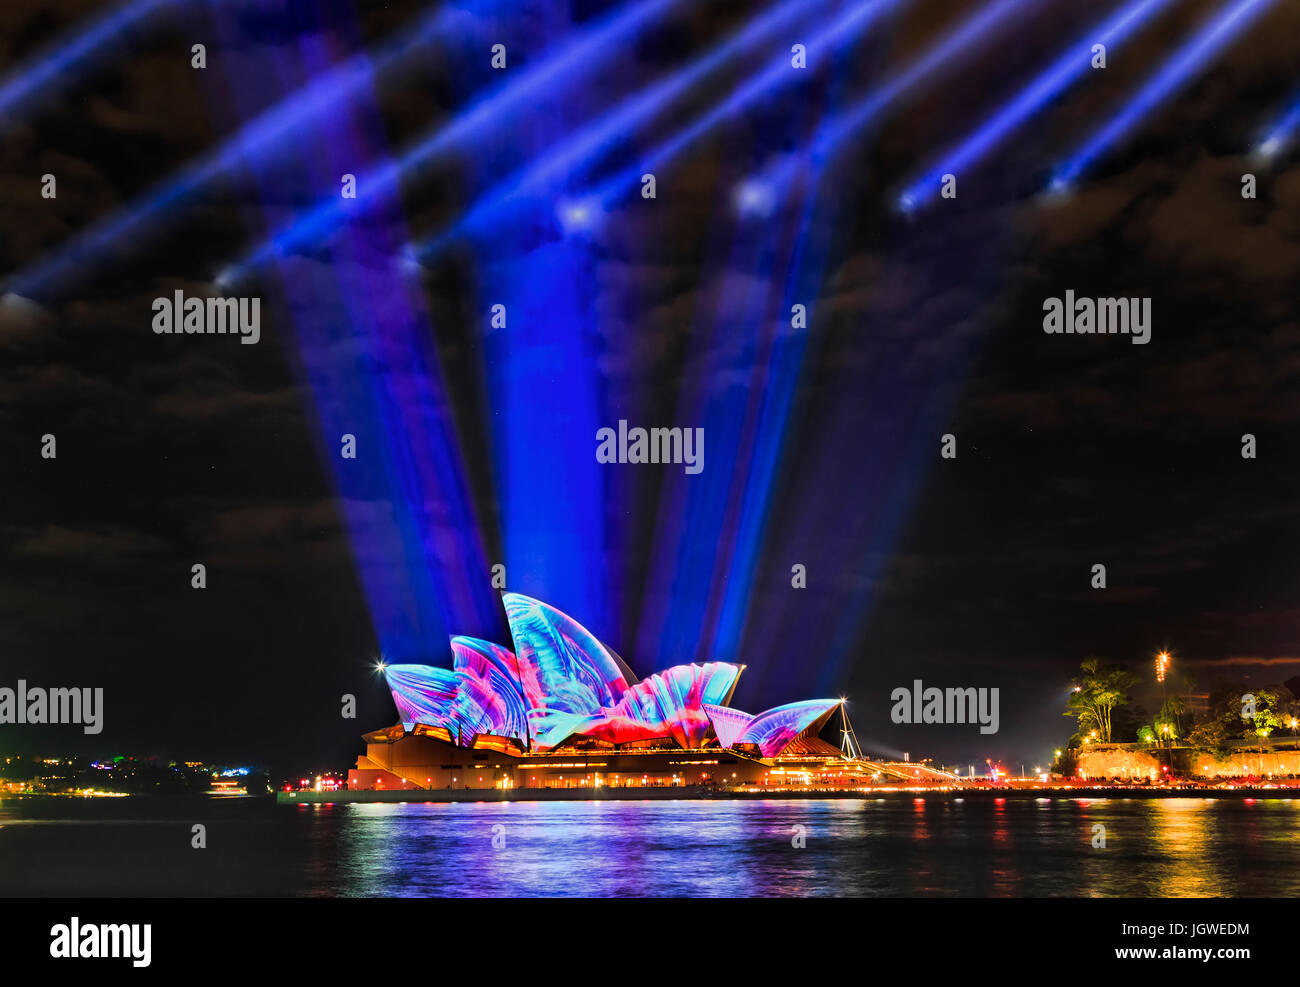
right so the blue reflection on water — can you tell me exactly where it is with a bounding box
[4,797,1300,896]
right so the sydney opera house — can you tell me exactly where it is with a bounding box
[348,592,878,792]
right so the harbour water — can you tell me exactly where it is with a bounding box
[2,795,1298,896]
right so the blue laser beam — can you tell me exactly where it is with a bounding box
[759,0,1039,193]
[1255,85,1300,158]
[897,0,1179,211]
[224,0,690,283]
[1052,0,1282,189]
[6,2,502,298]
[413,0,841,260]
[587,0,908,209]
[656,0,1037,687]
[0,0,175,130]
[632,13,872,672]
[194,0,502,655]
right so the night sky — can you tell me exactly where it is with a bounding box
[2,0,1298,774]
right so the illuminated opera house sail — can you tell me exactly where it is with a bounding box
[348,593,847,791]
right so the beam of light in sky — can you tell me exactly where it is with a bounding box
[224,0,689,283]
[706,1,1048,668]
[190,0,501,655]
[693,0,1041,693]
[633,8,866,676]
[5,2,500,299]
[466,3,641,651]
[637,0,1036,679]
[705,184,837,669]
[897,0,1179,211]
[412,0,841,261]
[1052,0,1282,189]
[587,0,907,208]
[1255,84,1300,158]
[0,0,174,130]
[758,0,1039,193]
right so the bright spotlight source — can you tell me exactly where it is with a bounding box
[374,659,388,673]
[1253,87,1300,160]
[556,196,601,234]
[395,242,425,273]
[1255,136,1282,158]
[732,177,775,217]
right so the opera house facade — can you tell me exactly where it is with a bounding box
[348,593,855,791]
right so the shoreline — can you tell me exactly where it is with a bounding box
[274,785,1299,805]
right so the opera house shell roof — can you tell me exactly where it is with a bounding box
[383,593,840,757]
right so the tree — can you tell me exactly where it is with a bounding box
[1202,681,1251,738]
[1154,696,1185,744]
[1065,658,1139,743]
[1188,718,1231,755]
[1247,686,1293,740]
[1052,747,1079,777]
